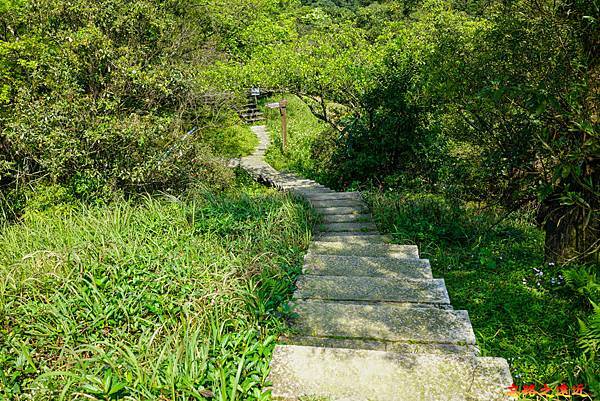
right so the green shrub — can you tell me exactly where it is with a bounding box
[202,122,259,158]
[565,266,600,305]
[263,94,329,181]
[0,0,254,218]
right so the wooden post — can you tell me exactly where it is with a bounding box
[279,99,288,153]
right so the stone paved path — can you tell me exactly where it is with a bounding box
[240,125,512,401]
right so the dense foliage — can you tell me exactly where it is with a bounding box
[246,0,598,265]
[0,0,263,220]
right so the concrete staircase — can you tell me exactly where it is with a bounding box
[239,98,265,124]
[240,125,512,401]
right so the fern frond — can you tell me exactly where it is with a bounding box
[578,301,600,358]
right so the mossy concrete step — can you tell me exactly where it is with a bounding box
[287,187,335,196]
[310,199,368,208]
[317,231,381,238]
[268,345,512,401]
[319,222,377,232]
[304,192,362,201]
[273,179,322,187]
[303,254,432,279]
[308,242,419,258]
[314,206,369,215]
[267,174,317,185]
[294,276,450,304]
[274,175,325,186]
[314,234,388,244]
[274,182,333,193]
[281,336,480,355]
[272,175,323,184]
[321,214,372,223]
[292,300,476,345]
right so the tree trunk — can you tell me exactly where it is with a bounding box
[539,194,599,264]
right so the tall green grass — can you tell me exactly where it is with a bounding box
[0,172,314,400]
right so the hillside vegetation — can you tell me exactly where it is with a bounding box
[0,0,598,399]
[0,173,314,400]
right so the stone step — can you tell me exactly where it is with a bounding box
[303,254,432,279]
[321,214,372,223]
[294,276,450,304]
[317,231,381,238]
[272,178,330,190]
[314,234,388,243]
[308,242,419,258]
[268,345,512,401]
[275,177,324,185]
[319,222,377,232]
[292,300,476,345]
[310,199,367,208]
[305,192,362,201]
[278,184,332,193]
[272,173,315,183]
[314,206,369,215]
[288,187,336,195]
[282,336,478,355]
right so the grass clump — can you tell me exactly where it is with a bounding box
[0,172,313,400]
[202,123,259,158]
[262,95,329,182]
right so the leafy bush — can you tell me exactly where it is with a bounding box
[263,95,329,180]
[0,0,260,218]
[565,267,600,305]
[202,122,259,158]
[564,265,600,393]
[578,303,600,359]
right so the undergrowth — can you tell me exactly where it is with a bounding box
[364,191,599,397]
[0,171,314,400]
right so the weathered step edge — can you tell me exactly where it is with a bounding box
[294,276,450,304]
[291,300,477,346]
[268,345,512,401]
[303,254,433,279]
[280,335,479,355]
